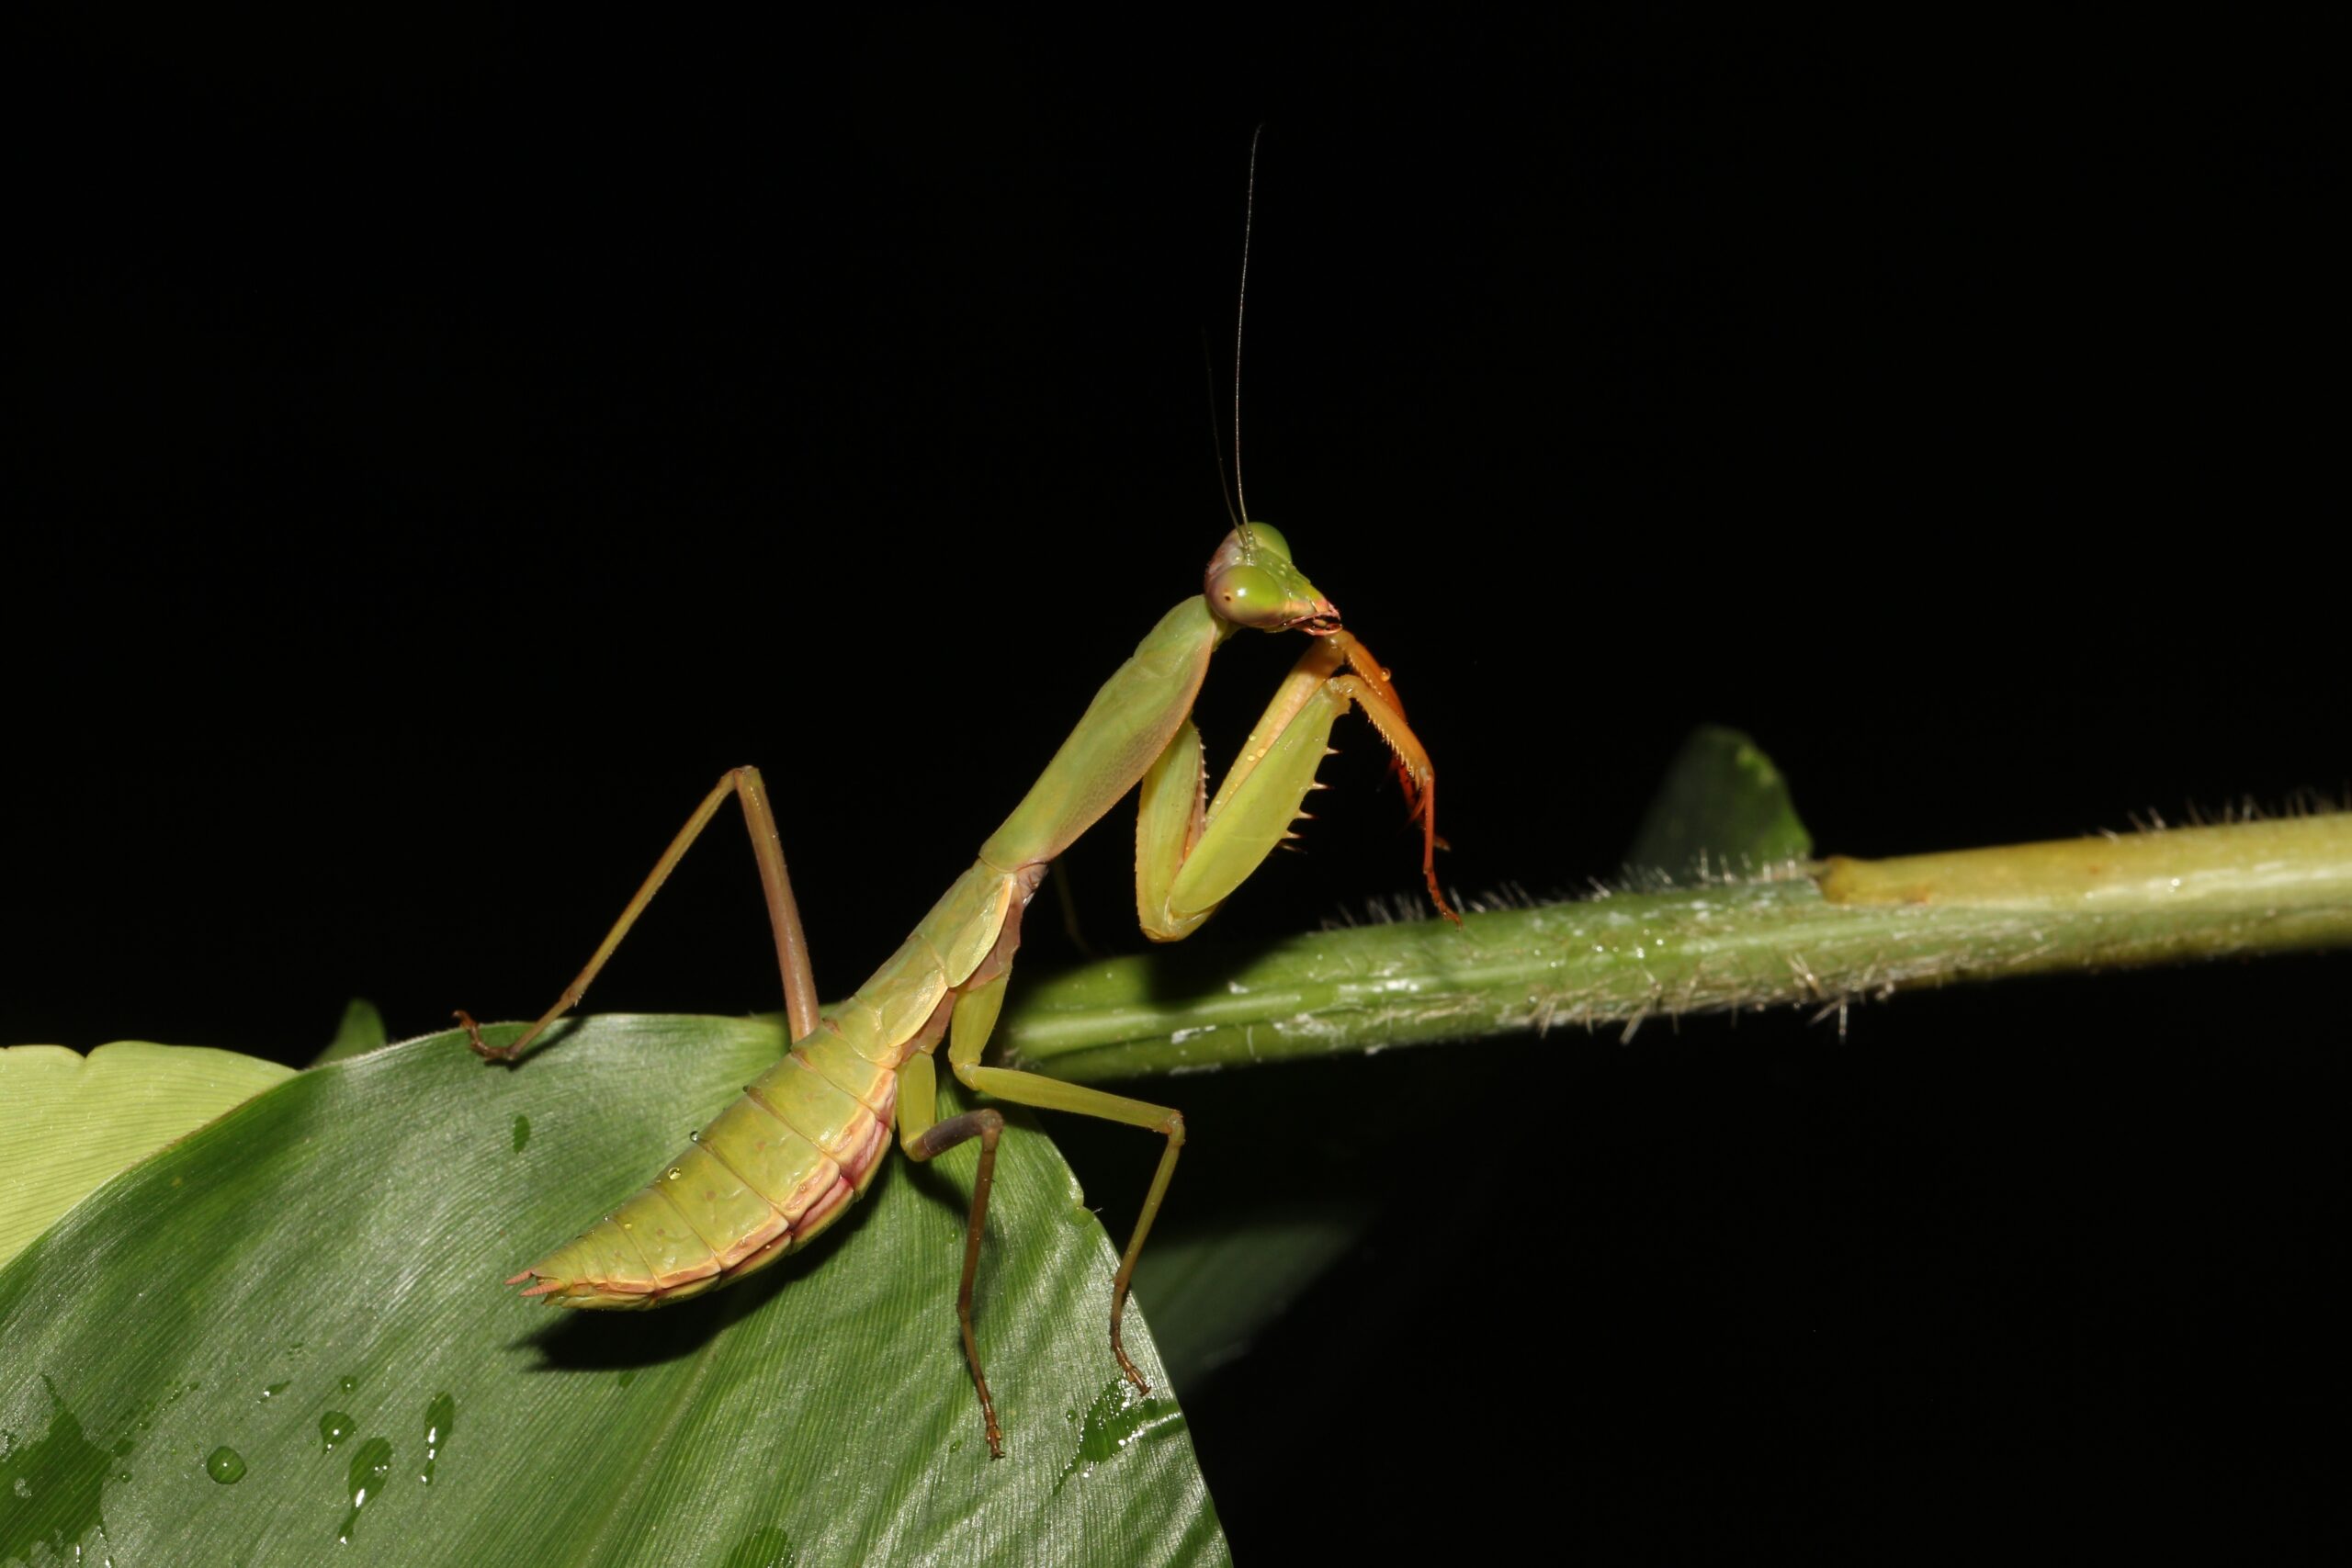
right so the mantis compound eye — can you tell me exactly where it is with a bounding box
[1208,562,1284,623]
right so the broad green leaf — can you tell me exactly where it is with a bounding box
[0,1016,1225,1565]
[0,1041,293,1269]
[1624,724,1812,876]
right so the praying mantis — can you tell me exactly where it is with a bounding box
[459,140,1454,1462]
[458,521,1454,1457]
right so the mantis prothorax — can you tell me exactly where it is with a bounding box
[460,521,1453,1458]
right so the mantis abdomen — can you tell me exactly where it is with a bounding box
[514,861,1030,1307]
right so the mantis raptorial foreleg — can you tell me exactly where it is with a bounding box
[1139,629,1442,940]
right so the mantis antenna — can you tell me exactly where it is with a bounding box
[1231,124,1265,547]
[1203,335,1242,534]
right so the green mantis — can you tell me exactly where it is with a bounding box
[461,521,1454,1457]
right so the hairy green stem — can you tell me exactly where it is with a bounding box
[1000,816,2352,1082]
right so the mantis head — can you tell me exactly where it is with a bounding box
[1205,524,1340,635]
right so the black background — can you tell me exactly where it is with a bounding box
[10,11,2339,1556]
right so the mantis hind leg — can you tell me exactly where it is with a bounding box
[458,765,821,1062]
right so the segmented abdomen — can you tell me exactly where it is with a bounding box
[514,1029,900,1307]
[514,863,1022,1308]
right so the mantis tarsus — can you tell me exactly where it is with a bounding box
[461,522,1454,1458]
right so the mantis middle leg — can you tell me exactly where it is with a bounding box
[893,971,1185,1421]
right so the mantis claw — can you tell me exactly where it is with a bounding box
[455,1009,521,1063]
[1109,1288,1152,1395]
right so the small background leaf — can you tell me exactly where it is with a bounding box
[309,998,390,1066]
[0,1041,293,1268]
[0,1017,1224,1564]
[1623,724,1813,877]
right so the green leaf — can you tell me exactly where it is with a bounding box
[1125,1201,1371,1387]
[0,1041,294,1269]
[311,998,390,1066]
[1624,724,1812,876]
[0,1017,1226,1565]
